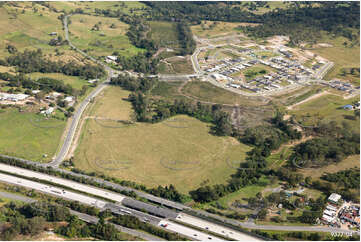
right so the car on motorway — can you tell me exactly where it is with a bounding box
[160,224,168,228]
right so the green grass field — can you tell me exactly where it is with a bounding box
[0,108,65,162]
[300,155,360,179]
[149,21,180,50]
[289,93,360,132]
[191,21,245,38]
[150,81,184,100]
[74,86,252,193]
[26,72,90,90]
[312,33,360,86]
[214,176,277,208]
[49,1,146,15]
[69,14,144,58]
[243,64,275,81]
[0,3,86,65]
[182,81,266,106]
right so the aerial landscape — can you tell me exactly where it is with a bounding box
[0,1,359,241]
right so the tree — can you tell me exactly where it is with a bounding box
[257,208,268,219]
[28,216,46,236]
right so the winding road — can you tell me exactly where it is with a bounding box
[50,15,117,167]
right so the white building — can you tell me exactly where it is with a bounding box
[41,107,54,116]
[64,96,74,103]
[0,93,29,102]
[322,214,335,223]
[106,56,117,63]
[328,193,342,204]
[212,73,228,81]
[64,96,75,107]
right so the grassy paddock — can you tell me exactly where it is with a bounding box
[289,94,359,132]
[74,86,252,193]
[182,81,266,106]
[0,108,65,162]
[149,21,180,50]
[165,57,194,74]
[312,33,360,86]
[49,1,146,15]
[26,72,90,90]
[300,155,360,179]
[69,14,143,58]
[0,3,86,64]
[191,21,246,38]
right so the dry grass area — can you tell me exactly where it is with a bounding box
[69,14,143,58]
[0,65,15,75]
[311,33,360,86]
[191,21,250,38]
[88,86,133,120]
[74,86,251,193]
[288,93,359,133]
[26,72,89,90]
[0,3,84,64]
[49,2,146,15]
[165,56,195,74]
[300,155,360,179]
[182,81,266,106]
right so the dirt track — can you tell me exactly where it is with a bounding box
[287,91,329,110]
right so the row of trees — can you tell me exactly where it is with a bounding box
[3,49,105,79]
[289,123,359,167]
[176,22,196,55]
[145,2,359,45]
[0,201,69,240]
[189,112,302,203]
[110,74,233,136]
[321,168,360,189]
[116,53,159,74]
[190,169,261,203]
[0,72,75,96]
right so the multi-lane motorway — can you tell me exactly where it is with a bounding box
[176,213,260,241]
[0,163,262,240]
[0,171,231,241]
[0,163,125,203]
[0,172,107,208]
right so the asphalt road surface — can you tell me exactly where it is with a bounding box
[0,191,37,203]
[0,163,125,203]
[50,14,116,167]
[176,213,261,241]
[158,220,225,241]
[0,172,219,240]
[0,172,107,208]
